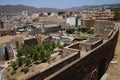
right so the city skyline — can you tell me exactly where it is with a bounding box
[0,0,120,9]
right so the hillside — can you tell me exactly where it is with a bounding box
[0,3,120,13]
[0,4,60,13]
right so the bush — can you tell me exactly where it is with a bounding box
[16,41,57,66]
[40,49,51,62]
[87,29,94,34]
[78,28,81,32]
[61,28,65,31]
[17,58,23,67]
[17,49,25,58]
[114,9,120,21]
[10,70,16,75]
[24,57,32,66]
[10,62,17,70]
[66,28,75,34]
[80,28,88,33]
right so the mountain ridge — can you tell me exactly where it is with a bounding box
[0,3,120,13]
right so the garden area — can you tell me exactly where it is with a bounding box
[4,41,64,80]
[64,27,94,40]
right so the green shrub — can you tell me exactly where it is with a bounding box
[87,29,94,34]
[10,62,17,70]
[66,28,75,34]
[11,70,16,75]
[114,9,120,21]
[24,57,32,66]
[17,58,23,67]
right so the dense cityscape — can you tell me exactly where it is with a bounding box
[0,1,120,80]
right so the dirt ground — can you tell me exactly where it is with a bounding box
[105,22,120,80]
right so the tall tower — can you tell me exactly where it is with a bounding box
[41,23,45,33]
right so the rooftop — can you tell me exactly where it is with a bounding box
[0,35,23,44]
[44,24,60,28]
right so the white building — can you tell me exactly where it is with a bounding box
[50,12,57,17]
[104,9,111,13]
[66,16,81,27]
[22,11,29,17]
[43,12,48,16]
[31,13,39,18]
[66,17,77,26]
[78,18,82,26]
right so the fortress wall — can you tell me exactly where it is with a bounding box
[91,38,103,49]
[45,29,119,80]
[67,37,103,52]
[27,28,118,80]
[23,49,80,80]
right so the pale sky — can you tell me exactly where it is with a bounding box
[0,0,120,9]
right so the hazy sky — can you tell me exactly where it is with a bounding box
[0,0,120,9]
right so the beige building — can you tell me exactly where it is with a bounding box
[81,18,94,28]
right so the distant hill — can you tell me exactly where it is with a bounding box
[65,3,120,11]
[0,3,120,13]
[39,8,61,12]
[0,4,60,14]
[0,5,39,13]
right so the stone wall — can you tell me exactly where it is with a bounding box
[67,37,103,52]
[24,29,118,80]
[81,19,94,28]
[44,25,61,33]
[94,20,115,40]
[44,28,119,80]
[91,38,103,50]
[62,47,80,58]
[19,48,80,80]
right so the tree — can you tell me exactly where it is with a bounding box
[87,29,94,34]
[10,62,17,70]
[17,57,23,67]
[14,41,56,67]
[66,28,75,34]
[114,10,120,21]
[17,49,24,58]
[24,57,32,66]
[32,52,40,61]
[4,47,9,60]
[39,46,51,62]
[42,50,51,62]
[59,44,64,49]
[57,41,63,49]
[78,28,81,32]
[23,45,36,57]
